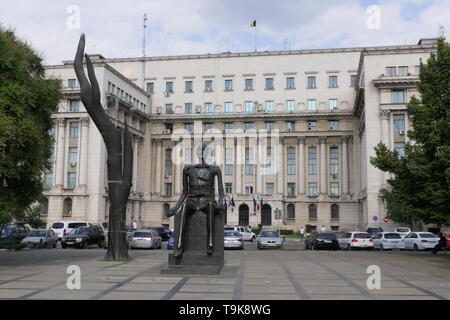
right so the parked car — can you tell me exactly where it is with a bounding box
[366,227,384,238]
[51,221,93,241]
[224,231,244,250]
[131,229,162,249]
[148,226,172,241]
[373,232,404,250]
[257,230,283,249]
[394,227,411,238]
[443,231,450,249]
[61,226,104,249]
[0,225,29,242]
[21,229,58,248]
[403,232,439,251]
[224,225,256,241]
[305,232,339,250]
[338,232,374,250]
[167,234,175,250]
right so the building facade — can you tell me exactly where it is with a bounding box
[42,38,439,232]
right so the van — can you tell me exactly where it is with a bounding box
[51,221,92,240]
[224,225,256,242]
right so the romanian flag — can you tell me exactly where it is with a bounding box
[223,198,228,209]
[250,20,256,27]
[253,196,257,211]
[231,196,236,208]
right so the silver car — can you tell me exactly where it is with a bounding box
[257,230,283,249]
[130,229,162,249]
[21,229,58,248]
[224,231,244,250]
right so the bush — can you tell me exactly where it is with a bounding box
[0,239,28,250]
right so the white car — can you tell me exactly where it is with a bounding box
[394,227,411,238]
[373,232,405,250]
[51,221,93,240]
[338,232,374,250]
[224,225,256,242]
[403,232,439,251]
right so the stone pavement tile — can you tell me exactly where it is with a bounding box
[0,281,60,289]
[186,278,236,285]
[23,275,67,281]
[371,295,439,300]
[117,283,176,292]
[243,278,292,286]
[171,292,233,300]
[131,276,183,284]
[100,291,166,300]
[367,287,426,296]
[97,271,142,276]
[241,294,300,300]
[423,288,450,299]
[244,273,288,279]
[308,294,371,300]
[85,275,129,283]
[242,285,296,295]
[408,280,450,289]
[294,274,340,280]
[27,289,101,300]
[0,289,35,299]
[303,286,360,295]
[52,282,117,290]
[353,280,408,288]
[295,280,350,287]
[180,284,234,293]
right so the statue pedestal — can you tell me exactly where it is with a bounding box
[161,210,224,275]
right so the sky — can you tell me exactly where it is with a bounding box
[0,0,448,65]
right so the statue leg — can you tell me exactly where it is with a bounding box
[206,202,215,255]
[174,203,187,258]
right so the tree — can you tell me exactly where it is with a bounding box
[0,27,60,227]
[371,38,450,227]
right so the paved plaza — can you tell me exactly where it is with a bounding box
[0,242,449,300]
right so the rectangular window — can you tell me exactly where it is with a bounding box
[224,123,233,132]
[205,80,213,91]
[67,172,76,189]
[245,101,254,112]
[68,79,77,88]
[286,122,295,132]
[265,101,273,112]
[265,122,274,132]
[308,99,316,111]
[307,76,316,88]
[245,184,254,195]
[185,103,192,113]
[330,147,339,175]
[392,90,406,103]
[266,183,274,195]
[265,78,274,89]
[308,182,318,196]
[394,142,405,157]
[286,77,295,89]
[308,147,317,175]
[287,183,295,196]
[69,122,79,138]
[386,67,397,77]
[225,183,233,194]
[69,100,79,112]
[205,103,213,113]
[68,147,78,165]
[415,65,420,75]
[166,81,173,93]
[308,121,317,131]
[165,149,173,176]
[329,75,338,87]
[393,114,405,132]
[185,123,193,133]
[245,148,254,175]
[398,66,409,76]
[351,75,357,87]
[165,104,173,114]
[330,182,340,196]
[185,148,192,165]
[225,148,233,175]
[266,147,273,174]
[225,79,233,91]
[225,102,233,112]
[244,122,254,132]
[44,172,53,189]
[146,82,154,94]
[329,120,339,131]
[287,100,295,112]
[245,79,253,90]
[204,123,213,133]
[329,99,338,110]
[165,183,172,196]
[287,147,296,175]
[185,81,193,92]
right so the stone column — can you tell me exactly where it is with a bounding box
[379,110,390,184]
[341,136,350,195]
[55,118,66,187]
[235,137,242,194]
[155,139,162,195]
[256,137,263,193]
[277,138,284,194]
[319,136,327,195]
[132,136,138,193]
[297,137,305,195]
[79,117,89,187]
[174,146,181,195]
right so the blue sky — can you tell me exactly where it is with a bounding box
[0,0,448,64]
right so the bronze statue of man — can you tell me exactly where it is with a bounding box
[167,144,224,257]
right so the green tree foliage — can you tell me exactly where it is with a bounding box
[0,27,60,226]
[371,39,450,226]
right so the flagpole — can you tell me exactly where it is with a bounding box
[254,24,257,52]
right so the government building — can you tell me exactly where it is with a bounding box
[42,37,439,232]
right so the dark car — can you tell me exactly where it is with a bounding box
[61,226,105,249]
[305,232,339,250]
[0,225,30,243]
[149,226,172,241]
[167,234,175,250]
[366,227,384,238]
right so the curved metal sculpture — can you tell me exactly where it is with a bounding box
[74,34,132,261]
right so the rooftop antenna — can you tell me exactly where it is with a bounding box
[140,13,148,90]
[284,37,288,50]
[438,24,446,39]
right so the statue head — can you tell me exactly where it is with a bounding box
[196,143,211,164]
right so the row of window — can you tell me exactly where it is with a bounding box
[385,65,420,77]
[107,81,147,111]
[147,74,357,95]
[43,172,77,189]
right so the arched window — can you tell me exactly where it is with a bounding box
[40,198,49,217]
[163,203,170,219]
[308,204,317,220]
[287,204,295,219]
[331,204,339,220]
[63,198,72,217]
